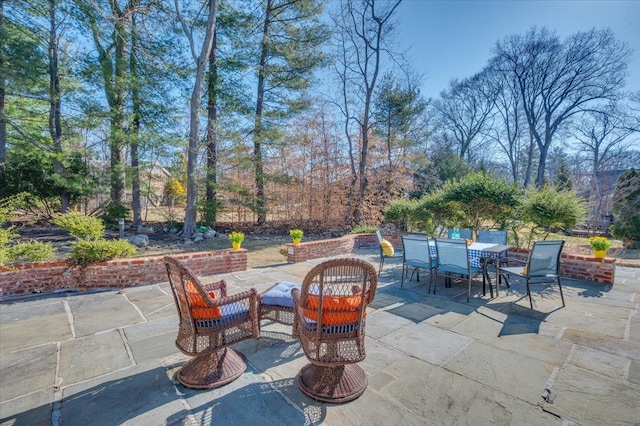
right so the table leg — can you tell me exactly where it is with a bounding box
[495,257,500,297]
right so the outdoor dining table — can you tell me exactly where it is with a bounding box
[428,241,511,298]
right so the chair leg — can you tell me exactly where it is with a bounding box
[526,280,533,309]
[557,278,566,307]
[378,257,383,276]
[467,275,471,303]
[429,271,436,294]
[401,263,406,287]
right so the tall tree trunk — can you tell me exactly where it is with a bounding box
[177,0,218,236]
[253,0,272,226]
[130,14,141,225]
[110,15,128,206]
[48,0,69,212]
[205,26,218,223]
[0,0,6,178]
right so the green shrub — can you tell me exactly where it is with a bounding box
[69,239,136,267]
[99,203,130,228]
[53,212,105,240]
[8,241,55,262]
[0,227,16,246]
[519,186,587,244]
[199,199,221,226]
[350,225,378,234]
[0,246,8,268]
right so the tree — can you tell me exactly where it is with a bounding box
[251,0,327,225]
[494,27,631,188]
[73,0,144,208]
[373,71,426,170]
[610,168,640,244]
[332,0,401,227]
[1,0,48,181]
[573,103,636,174]
[174,0,218,236]
[441,172,520,237]
[519,186,587,243]
[432,70,497,160]
[485,60,529,185]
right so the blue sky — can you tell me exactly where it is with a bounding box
[395,0,640,99]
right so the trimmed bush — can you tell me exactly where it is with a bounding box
[8,241,55,263]
[70,239,136,267]
[350,225,378,234]
[53,212,105,240]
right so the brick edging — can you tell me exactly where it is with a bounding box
[0,249,247,298]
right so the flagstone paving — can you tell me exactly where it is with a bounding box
[1,248,639,425]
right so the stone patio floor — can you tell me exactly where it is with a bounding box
[1,248,639,425]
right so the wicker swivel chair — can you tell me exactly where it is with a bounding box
[292,258,377,403]
[163,256,260,389]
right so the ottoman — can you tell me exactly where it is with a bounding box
[260,281,301,327]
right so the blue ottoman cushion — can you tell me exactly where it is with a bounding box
[261,282,301,308]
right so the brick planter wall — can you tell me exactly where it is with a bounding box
[287,234,616,285]
[286,233,401,263]
[0,249,247,298]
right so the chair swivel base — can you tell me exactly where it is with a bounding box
[296,363,367,403]
[177,347,247,390]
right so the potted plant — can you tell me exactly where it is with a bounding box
[289,229,304,245]
[589,236,611,259]
[228,231,245,250]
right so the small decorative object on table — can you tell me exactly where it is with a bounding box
[229,231,245,250]
[589,236,611,259]
[290,229,304,245]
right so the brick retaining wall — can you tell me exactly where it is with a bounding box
[285,233,401,263]
[0,249,247,298]
[288,234,616,285]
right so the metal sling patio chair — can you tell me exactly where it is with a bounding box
[478,229,510,290]
[447,228,473,240]
[498,240,566,309]
[375,230,403,275]
[163,256,260,389]
[432,238,481,302]
[400,234,435,287]
[292,258,377,403]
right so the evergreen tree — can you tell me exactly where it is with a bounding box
[251,0,328,225]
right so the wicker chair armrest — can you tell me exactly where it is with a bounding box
[291,288,301,311]
[202,279,228,298]
[218,288,258,305]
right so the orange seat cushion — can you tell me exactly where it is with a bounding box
[186,281,222,319]
[305,294,362,324]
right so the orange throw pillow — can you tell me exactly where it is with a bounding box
[186,281,222,319]
[305,294,362,324]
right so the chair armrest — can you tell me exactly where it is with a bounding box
[200,288,258,311]
[202,279,228,298]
